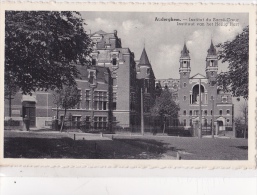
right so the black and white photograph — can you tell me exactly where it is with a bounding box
[3,9,251,161]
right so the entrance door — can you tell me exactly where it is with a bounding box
[218,121,224,131]
[22,101,36,127]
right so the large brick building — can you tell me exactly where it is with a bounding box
[156,41,233,132]
[4,30,156,130]
[4,65,112,130]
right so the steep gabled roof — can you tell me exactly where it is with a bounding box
[207,40,217,55]
[181,43,190,58]
[138,48,151,67]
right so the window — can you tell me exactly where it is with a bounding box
[210,81,216,86]
[204,119,207,126]
[113,78,117,86]
[210,110,213,115]
[92,59,96,66]
[85,90,91,110]
[183,119,186,126]
[183,95,186,101]
[113,92,117,110]
[211,96,214,100]
[147,68,150,74]
[227,119,230,123]
[211,71,214,77]
[227,109,230,115]
[210,60,214,66]
[72,116,81,128]
[222,96,228,103]
[94,117,108,129]
[183,61,187,68]
[183,110,186,115]
[189,119,192,126]
[183,82,187,88]
[219,110,222,115]
[89,71,95,84]
[112,58,117,66]
[183,72,187,77]
[76,89,82,109]
[189,110,192,116]
[204,110,207,116]
[93,91,108,111]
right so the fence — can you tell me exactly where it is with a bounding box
[4,119,22,130]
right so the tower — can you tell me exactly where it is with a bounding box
[206,40,218,80]
[179,43,191,78]
[179,43,191,88]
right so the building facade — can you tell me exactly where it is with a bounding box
[4,65,112,130]
[157,41,233,131]
[4,29,157,131]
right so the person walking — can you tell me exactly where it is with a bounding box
[24,115,30,131]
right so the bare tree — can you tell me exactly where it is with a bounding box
[53,85,81,132]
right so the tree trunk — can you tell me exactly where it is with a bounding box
[60,109,67,132]
[162,122,166,135]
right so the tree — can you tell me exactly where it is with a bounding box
[53,85,81,132]
[150,89,180,134]
[238,98,248,138]
[216,26,249,99]
[5,11,93,95]
[4,73,19,118]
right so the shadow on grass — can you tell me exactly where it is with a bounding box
[4,137,174,159]
[233,146,248,150]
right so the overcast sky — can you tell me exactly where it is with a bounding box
[81,12,248,80]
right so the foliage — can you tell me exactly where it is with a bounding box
[216,26,249,99]
[53,85,81,131]
[5,11,93,94]
[150,89,180,118]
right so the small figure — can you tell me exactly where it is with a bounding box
[24,115,30,131]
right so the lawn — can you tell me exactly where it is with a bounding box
[4,131,248,160]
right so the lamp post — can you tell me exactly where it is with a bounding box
[211,98,214,139]
[141,87,144,135]
[198,79,202,138]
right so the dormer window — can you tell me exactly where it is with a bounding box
[147,68,150,75]
[88,70,96,84]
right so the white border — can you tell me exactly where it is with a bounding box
[0,2,256,168]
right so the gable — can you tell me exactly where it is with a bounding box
[190,73,206,79]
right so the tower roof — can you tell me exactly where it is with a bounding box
[181,43,190,58]
[138,48,151,67]
[207,40,217,55]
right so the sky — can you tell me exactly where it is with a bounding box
[81,12,248,80]
[80,12,248,117]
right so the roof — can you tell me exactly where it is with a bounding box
[75,65,110,83]
[190,73,206,79]
[138,48,151,67]
[91,30,107,35]
[181,43,190,58]
[207,40,217,55]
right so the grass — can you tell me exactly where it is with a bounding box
[4,131,248,160]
